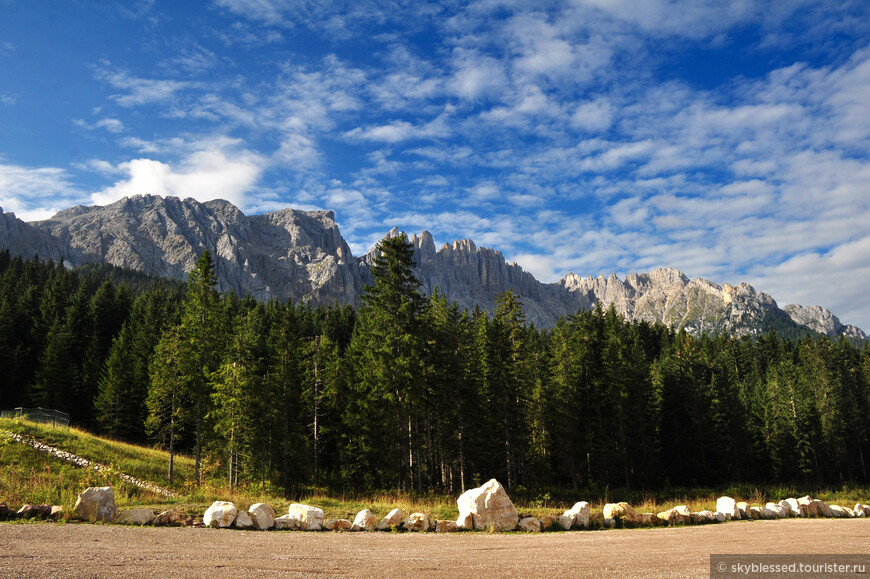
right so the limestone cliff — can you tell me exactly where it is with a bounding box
[0,197,864,339]
[17,195,362,305]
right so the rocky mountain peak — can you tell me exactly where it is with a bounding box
[0,196,865,339]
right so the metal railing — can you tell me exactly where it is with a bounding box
[0,407,70,427]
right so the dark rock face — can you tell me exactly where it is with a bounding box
[0,195,864,338]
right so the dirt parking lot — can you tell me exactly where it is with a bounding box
[2,518,869,578]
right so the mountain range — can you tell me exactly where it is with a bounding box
[0,195,864,340]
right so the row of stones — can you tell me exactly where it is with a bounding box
[591,496,870,530]
[37,481,870,533]
[202,501,451,532]
[0,429,176,498]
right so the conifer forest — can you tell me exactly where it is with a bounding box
[1,236,868,495]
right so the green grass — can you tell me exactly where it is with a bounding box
[2,417,869,525]
[0,417,196,490]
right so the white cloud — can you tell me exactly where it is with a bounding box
[75,118,125,133]
[751,236,870,330]
[344,115,450,144]
[95,64,193,107]
[450,50,509,101]
[213,0,289,26]
[574,0,767,39]
[92,138,265,209]
[572,98,614,132]
[0,162,83,221]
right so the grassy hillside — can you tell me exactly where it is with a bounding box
[0,418,461,520]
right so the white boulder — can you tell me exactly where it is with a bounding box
[829,505,852,518]
[351,509,377,531]
[765,503,787,518]
[74,487,117,523]
[716,497,739,520]
[203,501,238,528]
[377,508,405,530]
[350,509,378,531]
[402,513,433,532]
[249,503,275,530]
[234,510,254,529]
[456,479,518,532]
[784,498,805,517]
[287,503,324,531]
[603,502,651,527]
[657,505,692,525]
[560,501,590,529]
[274,514,300,530]
[697,510,716,523]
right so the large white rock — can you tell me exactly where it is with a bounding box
[204,501,238,528]
[829,505,852,518]
[765,503,787,518]
[115,508,155,525]
[402,513,433,532]
[716,497,739,520]
[657,505,692,525]
[74,487,117,523]
[603,502,650,527]
[234,510,254,529]
[351,509,377,531]
[456,479,518,532]
[249,503,275,530]
[560,501,591,529]
[287,503,324,531]
[274,514,300,530]
[377,508,405,530]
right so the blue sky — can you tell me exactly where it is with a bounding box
[1,0,869,330]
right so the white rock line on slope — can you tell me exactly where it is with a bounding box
[0,429,177,498]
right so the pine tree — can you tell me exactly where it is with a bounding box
[346,233,425,490]
[178,250,224,486]
[146,327,187,485]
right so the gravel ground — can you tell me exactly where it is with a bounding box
[2,518,869,578]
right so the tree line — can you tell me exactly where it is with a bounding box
[1,240,868,495]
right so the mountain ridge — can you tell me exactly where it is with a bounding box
[1,196,864,339]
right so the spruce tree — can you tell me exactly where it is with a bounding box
[178,250,224,486]
[347,233,425,490]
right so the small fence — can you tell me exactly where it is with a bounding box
[0,407,70,427]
